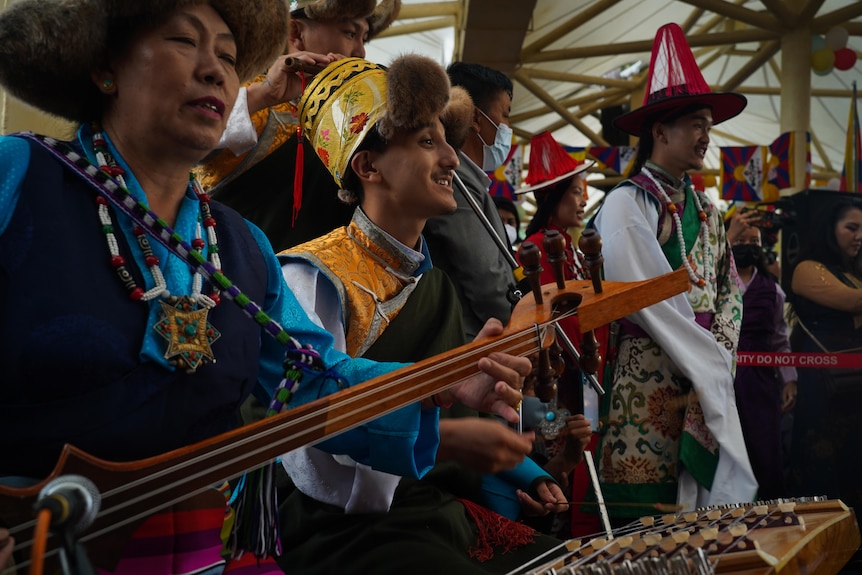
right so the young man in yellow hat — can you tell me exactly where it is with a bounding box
[197,0,401,253]
[275,55,567,574]
[592,23,756,522]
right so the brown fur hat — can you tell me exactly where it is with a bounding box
[293,0,400,39]
[0,0,288,123]
[376,54,451,140]
[440,86,474,150]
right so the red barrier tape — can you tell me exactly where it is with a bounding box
[736,352,862,368]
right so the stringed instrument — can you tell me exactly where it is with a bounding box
[508,498,861,575]
[0,253,689,572]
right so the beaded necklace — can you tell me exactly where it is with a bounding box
[642,166,712,288]
[92,128,222,372]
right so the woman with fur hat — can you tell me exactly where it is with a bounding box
[591,23,755,522]
[276,55,566,575]
[0,1,528,571]
[196,0,402,254]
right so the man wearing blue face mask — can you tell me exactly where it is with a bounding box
[476,107,514,171]
[424,62,519,340]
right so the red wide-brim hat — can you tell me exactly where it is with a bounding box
[516,131,594,196]
[614,23,747,136]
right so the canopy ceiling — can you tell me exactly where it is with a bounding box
[367,0,862,192]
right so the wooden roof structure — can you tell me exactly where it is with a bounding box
[368,0,862,193]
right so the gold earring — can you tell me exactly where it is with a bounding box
[103,79,113,90]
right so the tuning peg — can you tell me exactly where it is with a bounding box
[519,241,544,304]
[543,229,567,289]
[578,228,604,294]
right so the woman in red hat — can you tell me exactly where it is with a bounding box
[515,131,602,538]
[591,23,756,523]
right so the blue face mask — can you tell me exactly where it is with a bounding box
[477,107,513,171]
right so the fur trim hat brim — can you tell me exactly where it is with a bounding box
[292,0,400,39]
[0,0,287,123]
[376,54,450,140]
[440,86,474,150]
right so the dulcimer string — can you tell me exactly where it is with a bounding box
[534,501,801,575]
[9,309,578,557]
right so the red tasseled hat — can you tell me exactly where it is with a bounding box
[516,131,593,196]
[614,23,747,136]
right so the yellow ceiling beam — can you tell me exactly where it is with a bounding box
[522,28,779,63]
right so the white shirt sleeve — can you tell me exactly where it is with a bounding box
[281,259,347,353]
[217,87,259,155]
[279,257,401,513]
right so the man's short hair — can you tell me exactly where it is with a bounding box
[446,62,513,112]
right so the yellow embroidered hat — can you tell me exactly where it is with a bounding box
[300,54,451,194]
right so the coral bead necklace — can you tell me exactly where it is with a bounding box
[642,166,712,288]
[92,127,222,372]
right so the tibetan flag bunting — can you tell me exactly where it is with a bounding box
[761,131,811,200]
[767,132,793,190]
[588,146,638,176]
[487,143,523,201]
[720,145,768,201]
[840,81,861,193]
[562,145,588,166]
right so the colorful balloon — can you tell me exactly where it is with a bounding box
[825,27,849,51]
[811,34,826,52]
[703,174,717,189]
[834,47,858,71]
[811,47,835,72]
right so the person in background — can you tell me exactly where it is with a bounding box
[591,23,756,522]
[276,55,565,575]
[197,0,402,252]
[788,198,862,530]
[423,62,518,340]
[726,211,796,500]
[0,1,527,571]
[494,195,522,251]
[516,131,602,538]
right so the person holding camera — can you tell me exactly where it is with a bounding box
[727,211,797,500]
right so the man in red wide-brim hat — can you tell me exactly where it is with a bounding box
[591,23,756,524]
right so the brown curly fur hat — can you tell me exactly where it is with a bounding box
[0,0,288,123]
[440,86,474,150]
[376,54,450,140]
[293,0,400,39]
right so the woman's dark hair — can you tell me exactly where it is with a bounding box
[340,124,387,204]
[798,198,862,270]
[630,103,713,176]
[523,176,572,237]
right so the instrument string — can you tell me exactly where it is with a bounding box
[526,501,804,575]
[10,311,579,558]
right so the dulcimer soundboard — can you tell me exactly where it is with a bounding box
[509,498,861,575]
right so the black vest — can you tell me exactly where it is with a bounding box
[0,138,268,478]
